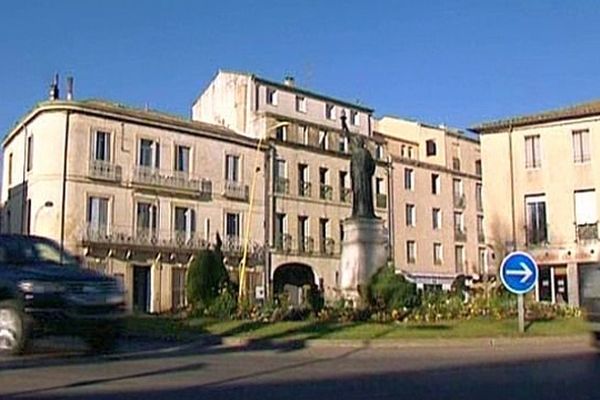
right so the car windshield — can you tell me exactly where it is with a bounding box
[0,237,79,266]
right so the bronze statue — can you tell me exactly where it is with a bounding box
[341,113,376,219]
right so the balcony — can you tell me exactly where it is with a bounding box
[577,223,598,241]
[453,194,466,209]
[319,237,335,256]
[298,236,314,254]
[320,184,333,200]
[478,232,486,244]
[274,233,293,253]
[224,180,249,201]
[299,181,312,198]
[376,193,388,209]
[340,187,351,203]
[274,177,289,195]
[89,160,122,182]
[454,228,467,242]
[132,166,212,198]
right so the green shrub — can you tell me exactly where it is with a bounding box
[186,249,229,311]
[366,266,420,313]
[206,284,237,319]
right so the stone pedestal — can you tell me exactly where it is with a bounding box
[339,218,389,305]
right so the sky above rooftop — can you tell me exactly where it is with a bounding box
[2,0,600,137]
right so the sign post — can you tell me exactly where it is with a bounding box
[499,251,538,333]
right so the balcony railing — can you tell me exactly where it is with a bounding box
[132,166,212,197]
[478,232,485,244]
[89,160,122,182]
[224,180,249,201]
[476,201,484,212]
[376,193,388,209]
[340,187,351,203]
[320,184,333,200]
[274,177,289,195]
[299,181,311,197]
[577,223,598,241]
[454,228,467,242]
[274,233,293,253]
[453,194,466,209]
[319,237,335,256]
[298,236,314,254]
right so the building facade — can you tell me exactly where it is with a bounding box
[376,117,484,290]
[1,99,267,313]
[473,101,600,306]
[193,71,390,300]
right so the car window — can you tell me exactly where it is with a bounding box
[0,237,78,266]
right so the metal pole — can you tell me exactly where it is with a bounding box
[518,293,525,333]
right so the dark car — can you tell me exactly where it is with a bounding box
[0,234,126,355]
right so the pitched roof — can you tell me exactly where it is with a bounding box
[471,99,600,133]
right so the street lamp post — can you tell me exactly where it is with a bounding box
[33,201,54,234]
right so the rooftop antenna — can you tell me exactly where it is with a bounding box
[66,76,74,101]
[49,73,59,101]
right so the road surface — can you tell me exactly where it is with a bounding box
[1,335,598,399]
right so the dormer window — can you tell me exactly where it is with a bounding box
[296,96,306,113]
[325,104,336,120]
[426,139,437,156]
[351,110,360,126]
[266,87,278,106]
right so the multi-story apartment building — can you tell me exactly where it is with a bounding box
[473,101,600,306]
[376,117,484,290]
[1,98,266,313]
[193,71,390,299]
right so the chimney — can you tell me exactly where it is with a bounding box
[66,76,74,100]
[49,73,60,101]
[283,75,295,87]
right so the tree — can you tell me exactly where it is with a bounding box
[186,249,229,311]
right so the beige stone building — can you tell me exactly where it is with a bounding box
[1,99,267,313]
[376,117,484,290]
[473,101,600,306]
[193,71,390,300]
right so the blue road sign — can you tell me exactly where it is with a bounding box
[500,251,538,295]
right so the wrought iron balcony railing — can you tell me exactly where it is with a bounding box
[320,184,333,200]
[298,236,314,254]
[224,180,249,201]
[132,166,212,197]
[340,187,351,203]
[478,232,486,244]
[376,193,388,209]
[319,237,335,256]
[274,233,293,253]
[577,223,598,241]
[299,181,312,197]
[274,176,289,195]
[89,160,122,182]
[454,228,467,242]
[453,194,466,209]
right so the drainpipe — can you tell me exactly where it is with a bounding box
[60,110,71,254]
[263,144,274,301]
[386,155,394,264]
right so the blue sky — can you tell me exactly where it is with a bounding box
[2,0,600,137]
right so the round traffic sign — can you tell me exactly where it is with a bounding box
[499,251,538,295]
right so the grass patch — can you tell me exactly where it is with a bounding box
[123,315,589,342]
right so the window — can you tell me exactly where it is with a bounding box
[338,135,348,153]
[26,135,33,172]
[174,206,196,241]
[404,168,414,190]
[454,212,464,232]
[319,218,330,254]
[172,268,187,311]
[225,154,240,182]
[7,153,12,186]
[426,139,437,156]
[432,208,441,230]
[575,190,597,241]
[325,103,336,120]
[174,145,190,173]
[139,139,160,168]
[339,171,349,202]
[476,183,483,211]
[87,197,109,235]
[275,124,287,141]
[452,157,461,171]
[525,195,547,245]
[298,216,310,252]
[319,167,331,200]
[299,125,309,145]
[225,212,241,241]
[350,110,360,126]
[431,174,440,195]
[375,177,384,195]
[136,202,159,237]
[475,160,482,176]
[401,145,406,157]
[453,179,464,204]
[266,87,277,105]
[455,245,465,272]
[339,221,345,243]
[433,243,443,265]
[405,204,416,227]
[478,248,486,274]
[572,129,590,163]
[296,96,306,112]
[406,241,416,264]
[407,146,413,159]
[525,135,541,168]
[274,213,287,244]
[93,131,111,162]
[319,130,329,150]
[375,144,384,160]
[298,163,310,197]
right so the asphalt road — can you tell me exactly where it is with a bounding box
[1,335,599,400]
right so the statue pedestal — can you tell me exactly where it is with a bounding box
[339,218,389,306]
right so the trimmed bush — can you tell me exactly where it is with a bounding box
[186,249,229,311]
[366,266,420,313]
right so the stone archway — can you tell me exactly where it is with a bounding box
[273,263,319,306]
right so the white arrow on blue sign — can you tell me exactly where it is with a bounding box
[500,251,538,295]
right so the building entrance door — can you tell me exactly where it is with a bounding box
[133,265,151,313]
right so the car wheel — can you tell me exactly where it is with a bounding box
[85,324,120,354]
[0,300,29,356]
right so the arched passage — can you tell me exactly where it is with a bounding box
[273,263,320,306]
